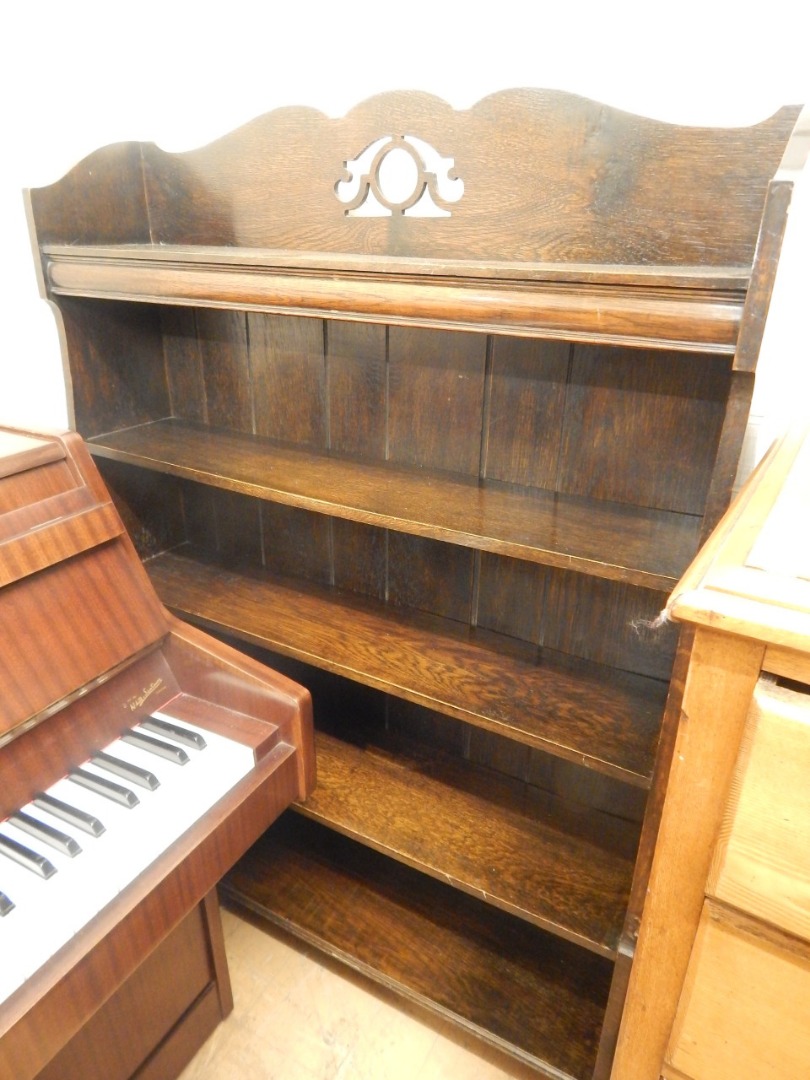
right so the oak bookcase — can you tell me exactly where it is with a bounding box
[26,90,807,1079]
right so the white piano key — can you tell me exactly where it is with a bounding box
[0,717,256,1009]
[0,828,88,999]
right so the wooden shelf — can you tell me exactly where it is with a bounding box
[43,244,746,353]
[146,546,667,786]
[91,419,701,590]
[302,730,639,956]
[222,813,613,1080]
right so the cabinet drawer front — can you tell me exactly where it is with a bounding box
[708,679,810,941]
[667,902,810,1080]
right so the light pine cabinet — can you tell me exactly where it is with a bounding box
[614,426,810,1079]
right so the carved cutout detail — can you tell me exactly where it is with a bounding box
[335,135,464,217]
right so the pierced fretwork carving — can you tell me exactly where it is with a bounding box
[335,135,463,217]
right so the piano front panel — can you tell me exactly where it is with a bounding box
[0,424,315,1078]
[34,896,221,1080]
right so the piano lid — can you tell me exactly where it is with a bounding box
[0,431,64,480]
[0,426,168,744]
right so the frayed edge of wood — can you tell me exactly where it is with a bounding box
[631,607,672,634]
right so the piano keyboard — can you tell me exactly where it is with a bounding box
[0,711,255,1008]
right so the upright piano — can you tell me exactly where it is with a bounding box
[0,424,315,1078]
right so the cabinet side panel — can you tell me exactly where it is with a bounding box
[249,314,327,447]
[98,459,187,560]
[484,337,570,489]
[388,327,486,475]
[558,346,731,514]
[59,299,170,439]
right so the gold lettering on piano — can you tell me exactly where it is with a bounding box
[125,678,165,712]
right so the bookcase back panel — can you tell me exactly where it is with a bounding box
[323,321,387,458]
[387,327,487,474]
[331,517,388,599]
[88,304,727,523]
[162,307,207,423]
[558,346,732,514]
[249,314,328,446]
[485,336,571,489]
[197,310,253,433]
[94,460,675,684]
[538,570,677,681]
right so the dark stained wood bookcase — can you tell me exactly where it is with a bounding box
[25,90,807,1079]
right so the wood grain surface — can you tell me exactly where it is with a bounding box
[224,813,613,1080]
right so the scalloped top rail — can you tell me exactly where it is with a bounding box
[27,89,803,269]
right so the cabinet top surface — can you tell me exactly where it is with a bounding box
[668,426,810,651]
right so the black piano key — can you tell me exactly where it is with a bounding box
[0,890,13,916]
[33,792,105,837]
[122,729,189,765]
[141,715,206,750]
[0,834,57,879]
[90,750,160,791]
[68,767,139,808]
[9,810,82,857]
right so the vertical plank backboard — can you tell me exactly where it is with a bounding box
[327,321,387,459]
[558,346,731,513]
[388,326,486,474]
[162,308,207,423]
[197,310,251,433]
[250,314,326,447]
[387,532,474,622]
[485,336,570,489]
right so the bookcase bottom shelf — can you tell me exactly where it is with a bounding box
[221,813,613,1080]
